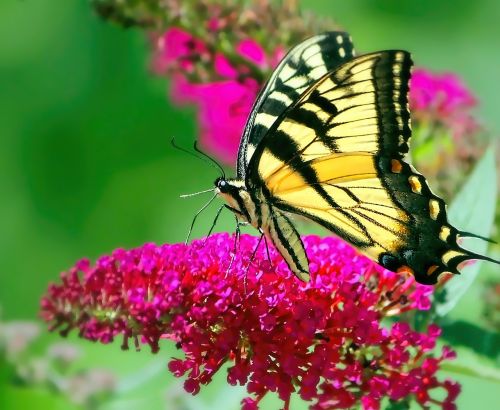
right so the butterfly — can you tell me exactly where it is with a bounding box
[213,31,498,284]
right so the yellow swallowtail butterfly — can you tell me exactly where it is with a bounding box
[212,32,498,284]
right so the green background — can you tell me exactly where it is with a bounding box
[0,0,499,409]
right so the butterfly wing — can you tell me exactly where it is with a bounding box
[237,32,355,178]
[268,209,310,281]
[247,50,494,284]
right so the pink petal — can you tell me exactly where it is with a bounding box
[237,39,267,67]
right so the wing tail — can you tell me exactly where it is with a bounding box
[456,248,500,266]
[458,230,497,244]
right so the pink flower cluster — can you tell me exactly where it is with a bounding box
[410,68,478,138]
[41,233,459,410]
[153,28,283,163]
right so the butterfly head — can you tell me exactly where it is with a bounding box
[214,177,254,222]
[214,177,246,195]
[214,177,231,194]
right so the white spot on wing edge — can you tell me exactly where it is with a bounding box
[394,51,405,63]
[392,63,402,75]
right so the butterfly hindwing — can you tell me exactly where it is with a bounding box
[247,50,489,284]
[237,32,355,178]
[268,209,310,282]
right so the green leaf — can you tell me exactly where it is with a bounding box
[385,399,411,410]
[435,148,497,317]
[441,320,500,359]
[115,360,166,394]
[1,385,78,410]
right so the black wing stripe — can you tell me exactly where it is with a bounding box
[269,209,310,281]
[237,32,355,177]
[263,133,384,241]
[351,207,409,232]
[264,131,339,210]
[275,201,373,249]
[319,82,374,97]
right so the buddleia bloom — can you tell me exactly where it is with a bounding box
[410,68,479,139]
[408,68,488,201]
[152,27,281,163]
[41,233,459,410]
[137,0,328,163]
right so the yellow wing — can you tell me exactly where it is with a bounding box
[247,51,497,284]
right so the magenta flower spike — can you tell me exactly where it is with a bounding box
[152,28,285,163]
[41,233,459,409]
[410,68,479,138]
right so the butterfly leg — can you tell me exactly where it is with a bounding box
[244,232,264,293]
[226,215,239,276]
[203,204,225,244]
[259,228,274,269]
[226,212,248,275]
[185,194,217,244]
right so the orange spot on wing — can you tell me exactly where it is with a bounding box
[391,159,402,173]
[427,265,439,276]
[397,265,414,276]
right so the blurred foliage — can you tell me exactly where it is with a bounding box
[435,149,497,317]
[0,0,499,409]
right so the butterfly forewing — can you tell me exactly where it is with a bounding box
[237,32,355,177]
[247,50,487,284]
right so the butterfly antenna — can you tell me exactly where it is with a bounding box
[171,137,202,161]
[193,141,226,179]
[180,188,215,199]
[170,138,222,177]
[185,193,217,244]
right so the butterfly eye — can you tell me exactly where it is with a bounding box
[215,178,229,193]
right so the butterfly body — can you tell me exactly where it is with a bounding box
[216,176,310,281]
[213,32,498,284]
